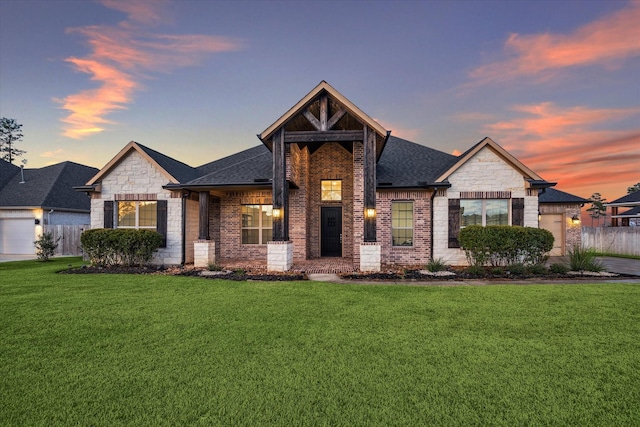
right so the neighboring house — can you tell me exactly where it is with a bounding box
[538,188,588,255]
[0,159,98,255]
[607,190,640,227]
[79,81,560,270]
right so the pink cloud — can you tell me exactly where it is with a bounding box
[481,103,640,201]
[58,1,243,139]
[470,2,640,83]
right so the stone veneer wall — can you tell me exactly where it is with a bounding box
[90,150,183,265]
[432,147,539,266]
[288,144,309,261]
[185,198,199,263]
[376,190,432,265]
[307,142,354,259]
[539,203,583,252]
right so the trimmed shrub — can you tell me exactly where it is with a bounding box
[550,263,569,274]
[507,263,526,275]
[34,232,60,261]
[459,225,554,267]
[81,228,163,267]
[526,263,549,275]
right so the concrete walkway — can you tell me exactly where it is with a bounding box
[0,254,36,263]
[597,257,640,276]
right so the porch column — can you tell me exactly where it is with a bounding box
[611,206,618,227]
[272,128,289,241]
[198,191,210,239]
[363,126,376,242]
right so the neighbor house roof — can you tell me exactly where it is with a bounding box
[0,159,20,189]
[87,141,199,185]
[0,161,98,211]
[616,206,640,218]
[607,190,640,207]
[538,188,588,204]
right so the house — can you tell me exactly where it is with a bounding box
[538,188,588,255]
[79,81,560,271]
[607,190,640,227]
[0,159,98,255]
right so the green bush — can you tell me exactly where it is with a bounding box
[81,228,163,267]
[459,225,554,267]
[34,232,60,261]
[550,263,569,274]
[526,264,549,275]
[567,245,604,272]
[507,263,526,275]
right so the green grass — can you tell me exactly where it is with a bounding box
[1,258,639,426]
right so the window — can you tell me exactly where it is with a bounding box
[241,205,273,244]
[117,201,157,229]
[461,199,508,227]
[392,201,413,246]
[321,180,342,201]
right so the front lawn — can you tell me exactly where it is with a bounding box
[1,258,638,426]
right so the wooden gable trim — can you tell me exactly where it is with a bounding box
[436,137,543,184]
[258,81,388,142]
[86,141,179,185]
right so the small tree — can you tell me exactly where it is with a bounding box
[587,192,607,226]
[0,117,26,164]
[34,232,60,261]
[627,182,640,194]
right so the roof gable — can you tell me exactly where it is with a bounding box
[87,141,197,185]
[436,137,545,185]
[539,188,588,204]
[0,159,20,189]
[608,189,640,206]
[258,81,390,159]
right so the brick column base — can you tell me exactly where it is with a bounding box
[194,240,216,268]
[268,241,293,272]
[359,242,381,272]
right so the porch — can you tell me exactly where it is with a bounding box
[218,257,358,274]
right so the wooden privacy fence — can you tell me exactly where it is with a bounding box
[45,225,89,256]
[581,227,640,256]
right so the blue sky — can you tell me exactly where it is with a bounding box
[1,0,638,201]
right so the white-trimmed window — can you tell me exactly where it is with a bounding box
[117,201,157,229]
[461,199,509,227]
[392,201,413,246]
[241,205,273,244]
[321,180,342,201]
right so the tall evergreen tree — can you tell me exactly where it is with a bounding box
[0,117,27,164]
[587,192,607,227]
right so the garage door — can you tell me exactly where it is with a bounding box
[539,214,564,256]
[0,219,36,255]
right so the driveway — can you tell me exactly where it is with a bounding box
[597,257,640,276]
[0,254,36,263]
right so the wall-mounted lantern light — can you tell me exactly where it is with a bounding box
[365,208,376,219]
[571,215,581,224]
[34,218,40,225]
[538,211,542,222]
[273,208,282,219]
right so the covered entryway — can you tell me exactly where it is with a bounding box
[540,214,564,256]
[321,207,342,257]
[0,218,36,255]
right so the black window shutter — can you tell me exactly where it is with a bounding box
[512,198,525,226]
[104,201,114,229]
[448,199,461,248]
[156,200,168,248]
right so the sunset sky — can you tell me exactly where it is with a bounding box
[1,0,638,202]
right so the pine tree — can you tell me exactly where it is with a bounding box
[0,117,27,164]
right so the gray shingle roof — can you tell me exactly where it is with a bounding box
[136,142,199,183]
[609,190,640,204]
[376,136,458,187]
[538,188,588,204]
[0,161,98,210]
[185,136,458,188]
[618,206,640,217]
[0,159,20,189]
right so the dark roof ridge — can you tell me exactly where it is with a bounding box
[201,149,270,176]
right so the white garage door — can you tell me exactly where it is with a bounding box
[0,219,36,255]
[539,214,564,256]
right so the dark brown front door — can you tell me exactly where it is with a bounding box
[321,207,342,257]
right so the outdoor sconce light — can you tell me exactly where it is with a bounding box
[365,208,376,219]
[272,208,282,219]
[571,215,580,224]
[34,218,40,225]
[538,211,542,222]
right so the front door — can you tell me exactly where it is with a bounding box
[321,207,342,257]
